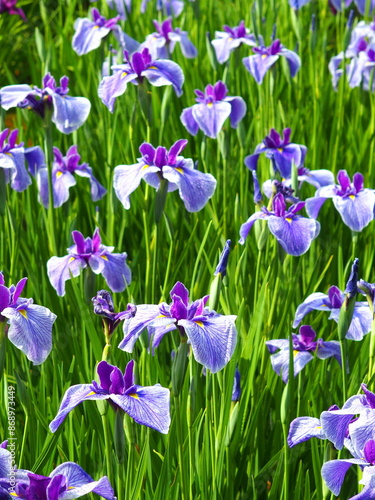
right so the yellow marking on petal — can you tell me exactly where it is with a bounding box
[69,257,75,263]
[175,168,184,174]
[262,54,268,59]
[141,164,149,170]
[293,350,299,357]
[56,171,63,178]
[5,152,13,156]
[285,217,293,223]
[349,195,355,200]
[129,393,139,399]
[228,37,233,41]
[68,487,75,490]
[148,65,157,69]
[157,314,166,318]
[18,309,27,319]
[277,148,283,153]
[101,255,109,261]
[87,391,96,396]
[207,102,213,108]
[121,71,128,78]
[10,493,18,497]
[93,25,99,29]
[195,321,204,327]
[315,426,322,429]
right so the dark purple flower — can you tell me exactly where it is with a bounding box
[0,74,91,134]
[211,21,256,63]
[98,47,184,112]
[243,37,301,84]
[49,360,170,434]
[3,462,114,500]
[0,128,44,192]
[239,192,320,256]
[113,139,216,212]
[47,228,131,297]
[141,18,197,59]
[214,240,231,277]
[92,290,136,335]
[266,325,341,383]
[72,8,121,55]
[119,281,237,373]
[0,0,26,21]
[180,81,246,139]
[31,145,106,208]
[245,128,307,179]
[305,170,375,232]
[0,272,57,364]
[293,284,372,341]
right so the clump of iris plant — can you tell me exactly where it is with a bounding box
[305,170,375,232]
[113,139,216,212]
[49,360,170,434]
[293,283,372,341]
[98,47,184,112]
[266,325,341,383]
[47,228,131,297]
[30,145,106,208]
[0,0,26,20]
[0,73,91,134]
[0,461,115,500]
[0,128,45,192]
[211,20,256,64]
[119,281,237,374]
[239,192,320,256]
[288,384,375,498]
[180,81,246,139]
[72,8,122,55]
[242,37,301,84]
[141,18,197,59]
[0,272,57,365]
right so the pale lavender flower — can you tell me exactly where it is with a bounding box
[72,8,121,55]
[211,21,256,63]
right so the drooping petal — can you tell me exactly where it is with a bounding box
[142,59,184,97]
[113,162,159,209]
[287,417,326,447]
[316,341,341,364]
[224,96,247,128]
[72,19,111,56]
[238,211,269,244]
[52,169,77,208]
[162,163,217,212]
[118,304,161,352]
[98,69,137,113]
[180,106,200,136]
[4,148,32,191]
[0,85,35,110]
[267,215,320,256]
[2,304,57,365]
[280,48,301,77]
[47,255,87,297]
[269,348,313,383]
[74,165,107,202]
[24,146,46,177]
[293,292,335,328]
[212,36,242,64]
[49,384,108,433]
[242,54,279,84]
[89,252,131,293]
[265,339,290,353]
[191,101,232,139]
[51,463,114,500]
[321,459,364,496]
[111,384,171,433]
[329,303,372,341]
[0,285,10,315]
[178,315,237,373]
[333,190,375,232]
[0,447,11,478]
[49,92,91,134]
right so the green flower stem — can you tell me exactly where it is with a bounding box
[43,109,57,255]
[101,413,114,487]
[174,394,189,500]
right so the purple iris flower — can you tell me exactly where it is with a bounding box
[330,0,375,13]
[239,192,320,256]
[72,8,121,55]
[0,74,91,135]
[114,139,216,212]
[245,128,307,179]
[0,128,45,192]
[214,239,231,277]
[243,38,301,84]
[0,441,10,480]
[98,47,184,112]
[358,279,375,311]
[0,273,57,365]
[211,21,256,64]
[46,228,131,297]
[293,285,372,341]
[0,0,26,20]
[141,0,185,17]
[141,18,197,59]
[119,281,237,374]
[180,81,246,139]
[288,0,312,8]
[266,325,341,383]
[232,367,241,401]
[1,462,114,500]
[49,360,170,434]
[305,170,375,232]
[92,290,136,336]
[90,0,132,20]
[30,145,106,208]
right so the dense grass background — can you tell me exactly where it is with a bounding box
[1,0,375,498]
